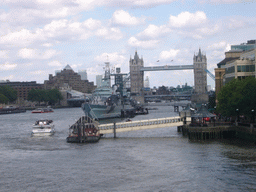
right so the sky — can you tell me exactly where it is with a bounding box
[0,0,256,89]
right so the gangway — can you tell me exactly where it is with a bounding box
[98,116,189,135]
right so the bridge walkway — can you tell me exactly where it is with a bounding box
[98,116,190,134]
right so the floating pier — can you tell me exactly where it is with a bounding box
[66,116,101,143]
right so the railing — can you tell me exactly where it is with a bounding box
[98,116,183,130]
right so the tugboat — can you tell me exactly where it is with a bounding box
[66,115,101,143]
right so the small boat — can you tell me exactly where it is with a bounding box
[31,120,55,136]
[66,115,101,143]
[32,107,54,113]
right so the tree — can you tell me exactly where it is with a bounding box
[217,77,256,117]
[0,94,9,104]
[28,89,47,105]
[0,85,17,102]
[28,88,63,105]
[47,89,63,105]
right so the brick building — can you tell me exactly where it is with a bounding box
[44,65,96,93]
[0,81,43,101]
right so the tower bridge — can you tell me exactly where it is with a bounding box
[129,49,210,104]
[141,65,194,71]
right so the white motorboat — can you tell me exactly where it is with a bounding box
[31,120,55,136]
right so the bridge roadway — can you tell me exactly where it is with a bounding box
[98,116,190,134]
[141,65,194,71]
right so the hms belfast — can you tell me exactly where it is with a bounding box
[81,61,135,120]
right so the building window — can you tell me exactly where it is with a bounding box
[237,65,255,72]
[226,66,235,74]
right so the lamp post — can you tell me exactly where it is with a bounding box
[251,109,255,124]
[236,109,239,123]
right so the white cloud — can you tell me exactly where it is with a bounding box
[207,41,229,50]
[137,24,171,40]
[0,17,122,48]
[0,29,44,47]
[17,48,36,59]
[0,50,9,59]
[0,62,17,70]
[83,18,102,30]
[102,0,177,8]
[169,11,207,28]
[198,0,248,4]
[48,60,63,67]
[128,36,159,49]
[42,43,53,47]
[17,48,59,60]
[96,27,123,40]
[30,70,47,75]
[94,52,127,65]
[159,49,180,60]
[110,10,145,26]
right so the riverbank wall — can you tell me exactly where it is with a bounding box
[178,124,256,143]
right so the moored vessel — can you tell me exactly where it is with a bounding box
[0,106,26,115]
[32,107,54,113]
[31,119,55,136]
[81,61,134,120]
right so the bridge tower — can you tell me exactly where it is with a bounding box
[129,51,144,103]
[191,48,208,104]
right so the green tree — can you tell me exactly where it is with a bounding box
[47,89,63,105]
[0,85,17,102]
[0,93,9,104]
[217,77,256,117]
[28,89,47,105]
[28,88,63,105]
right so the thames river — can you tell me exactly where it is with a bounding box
[0,104,256,192]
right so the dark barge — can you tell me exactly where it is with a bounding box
[0,106,26,115]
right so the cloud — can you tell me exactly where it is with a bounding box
[128,36,159,49]
[0,28,44,47]
[198,0,250,4]
[169,11,207,28]
[0,50,9,59]
[30,70,47,75]
[110,10,145,26]
[0,17,123,48]
[96,27,123,40]
[207,41,229,50]
[17,48,59,60]
[94,52,127,65]
[159,49,180,60]
[0,62,17,70]
[137,24,171,40]
[83,18,102,30]
[102,0,177,8]
[48,60,63,67]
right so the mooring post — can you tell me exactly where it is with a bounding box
[113,122,116,138]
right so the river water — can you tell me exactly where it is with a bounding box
[0,103,256,192]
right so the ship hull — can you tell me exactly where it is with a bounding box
[66,135,101,143]
[82,103,122,119]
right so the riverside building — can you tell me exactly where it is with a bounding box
[44,65,96,93]
[0,80,43,103]
[215,40,256,97]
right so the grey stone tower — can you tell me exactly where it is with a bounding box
[129,51,144,103]
[191,48,208,104]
